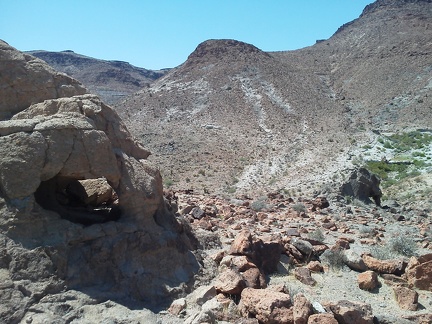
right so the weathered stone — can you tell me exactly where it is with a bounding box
[404,254,432,291]
[239,288,293,324]
[188,285,217,306]
[241,267,267,289]
[362,253,406,275]
[293,293,312,324]
[294,267,316,286]
[307,313,338,324]
[291,238,314,256]
[220,255,256,272]
[306,260,324,273]
[344,250,368,272]
[214,268,245,295]
[329,300,374,324]
[393,286,418,311]
[340,167,382,205]
[168,297,187,315]
[229,230,254,256]
[357,271,379,291]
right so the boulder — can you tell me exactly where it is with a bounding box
[357,271,379,291]
[340,168,382,205]
[393,286,418,311]
[241,267,267,289]
[238,288,293,324]
[344,250,368,272]
[294,267,316,286]
[0,42,199,322]
[214,268,245,295]
[293,293,312,324]
[404,253,432,291]
[329,300,374,324]
[307,313,338,324]
[362,253,406,275]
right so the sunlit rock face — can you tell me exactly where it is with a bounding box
[0,40,199,322]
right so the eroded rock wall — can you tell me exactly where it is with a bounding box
[0,40,198,322]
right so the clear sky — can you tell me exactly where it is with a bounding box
[0,0,374,70]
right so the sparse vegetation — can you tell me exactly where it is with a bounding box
[371,235,418,260]
[251,198,268,212]
[320,249,345,271]
[292,203,306,214]
[307,228,325,243]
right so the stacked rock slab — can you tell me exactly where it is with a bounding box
[0,40,198,322]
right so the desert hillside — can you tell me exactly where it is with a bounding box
[28,50,168,105]
[117,0,432,204]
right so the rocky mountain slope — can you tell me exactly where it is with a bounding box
[117,0,432,206]
[28,50,168,105]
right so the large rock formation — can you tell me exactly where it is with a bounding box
[0,40,199,323]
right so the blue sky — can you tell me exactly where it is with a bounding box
[1,1,374,70]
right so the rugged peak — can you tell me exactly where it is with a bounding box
[361,0,432,16]
[186,39,270,65]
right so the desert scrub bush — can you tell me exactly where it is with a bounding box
[251,198,267,212]
[292,203,306,214]
[163,178,174,188]
[371,235,417,259]
[320,249,345,271]
[307,228,325,243]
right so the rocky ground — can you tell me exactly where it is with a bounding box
[160,187,432,323]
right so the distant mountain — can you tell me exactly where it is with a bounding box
[27,50,169,105]
[116,0,432,196]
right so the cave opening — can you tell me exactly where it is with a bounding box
[34,175,121,226]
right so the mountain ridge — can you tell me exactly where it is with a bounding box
[27,49,169,105]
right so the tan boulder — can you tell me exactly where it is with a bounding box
[361,253,406,275]
[293,293,312,324]
[393,286,418,311]
[357,271,379,291]
[307,313,338,324]
[229,230,254,256]
[214,268,245,295]
[294,267,316,286]
[329,300,374,324]
[241,267,267,289]
[238,288,293,324]
[404,253,432,291]
[66,178,114,206]
[307,260,324,273]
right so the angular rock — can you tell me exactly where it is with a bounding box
[329,300,374,324]
[344,250,368,272]
[188,285,217,306]
[340,167,382,205]
[239,288,293,324]
[362,253,406,275]
[404,254,432,291]
[294,267,316,286]
[214,268,245,295]
[293,293,312,324]
[307,313,338,324]
[220,255,256,272]
[168,297,186,315]
[229,230,254,256]
[241,267,267,289]
[306,260,324,273]
[393,286,418,311]
[357,271,379,291]
[291,238,314,256]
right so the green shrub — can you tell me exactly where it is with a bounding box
[292,203,306,214]
[251,199,267,211]
[321,249,345,271]
[308,228,325,243]
[371,235,417,259]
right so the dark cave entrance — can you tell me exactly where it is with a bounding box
[34,176,121,226]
